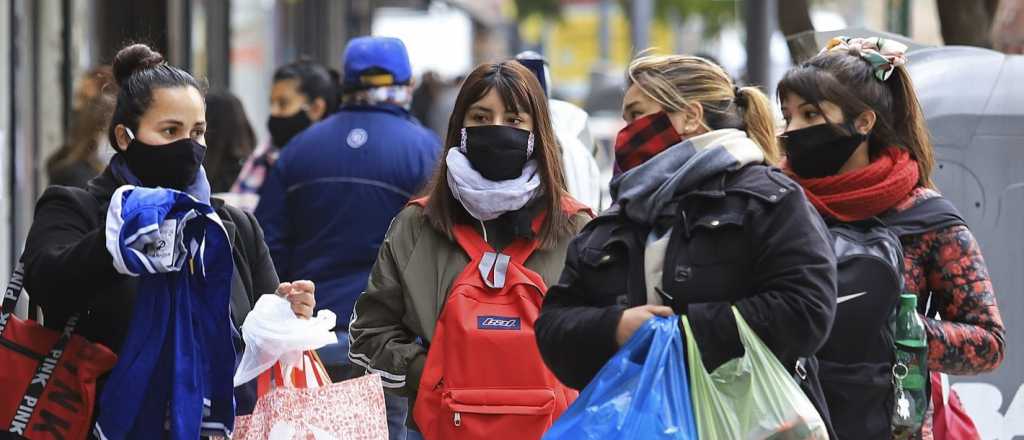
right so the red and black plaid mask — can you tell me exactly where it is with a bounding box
[614,111,683,172]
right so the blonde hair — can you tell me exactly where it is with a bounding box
[627,54,780,164]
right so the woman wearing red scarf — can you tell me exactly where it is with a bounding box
[778,37,1006,439]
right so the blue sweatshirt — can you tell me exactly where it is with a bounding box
[256,104,440,325]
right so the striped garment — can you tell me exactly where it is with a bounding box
[611,128,766,227]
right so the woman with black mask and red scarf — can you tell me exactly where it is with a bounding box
[535,54,838,436]
[778,38,1005,439]
[230,59,340,210]
[18,43,315,437]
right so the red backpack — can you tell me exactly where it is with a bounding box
[411,198,587,440]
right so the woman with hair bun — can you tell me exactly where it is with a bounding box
[19,43,315,438]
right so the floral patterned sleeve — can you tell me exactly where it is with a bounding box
[902,224,1006,375]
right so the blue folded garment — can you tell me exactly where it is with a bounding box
[96,186,236,440]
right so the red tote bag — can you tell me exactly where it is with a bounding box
[0,261,117,439]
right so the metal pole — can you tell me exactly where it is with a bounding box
[598,0,611,61]
[887,0,911,36]
[631,0,653,53]
[745,0,774,88]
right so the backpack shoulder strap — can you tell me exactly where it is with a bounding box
[452,223,493,261]
[881,196,966,237]
[502,197,592,265]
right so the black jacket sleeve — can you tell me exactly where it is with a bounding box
[242,209,280,300]
[535,235,628,390]
[21,187,116,321]
[686,188,837,370]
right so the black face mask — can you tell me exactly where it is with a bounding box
[782,123,868,178]
[267,110,312,148]
[462,125,534,181]
[122,131,207,190]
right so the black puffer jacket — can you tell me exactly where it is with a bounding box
[535,163,838,432]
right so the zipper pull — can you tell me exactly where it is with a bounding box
[453,412,462,427]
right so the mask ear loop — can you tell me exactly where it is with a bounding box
[459,127,468,153]
[119,126,137,153]
[526,132,535,158]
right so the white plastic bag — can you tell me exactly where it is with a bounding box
[234,294,338,386]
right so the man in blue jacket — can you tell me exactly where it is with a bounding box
[255,36,439,386]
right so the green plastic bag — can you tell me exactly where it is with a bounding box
[682,307,830,440]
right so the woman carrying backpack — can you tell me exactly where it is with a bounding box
[534,54,838,434]
[18,43,315,438]
[777,38,1005,439]
[347,61,591,439]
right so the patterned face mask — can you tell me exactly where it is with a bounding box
[614,111,683,172]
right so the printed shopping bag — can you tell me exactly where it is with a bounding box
[231,351,388,440]
[683,307,830,440]
[543,316,697,440]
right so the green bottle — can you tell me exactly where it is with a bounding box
[891,293,928,439]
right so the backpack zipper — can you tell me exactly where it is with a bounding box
[453,411,462,427]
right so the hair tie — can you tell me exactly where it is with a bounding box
[733,86,747,107]
[822,36,908,81]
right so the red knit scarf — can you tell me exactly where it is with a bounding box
[787,147,920,222]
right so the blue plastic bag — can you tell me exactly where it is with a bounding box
[543,316,698,440]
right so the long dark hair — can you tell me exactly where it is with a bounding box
[204,91,256,192]
[107,43,205,150]
[273,59,341,116]
[420,61,574,249]
[777,50,934,188]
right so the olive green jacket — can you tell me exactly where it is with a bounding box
[347,203,590,401]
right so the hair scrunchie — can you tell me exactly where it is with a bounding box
[733,85,748,107]
[822,36,908,81]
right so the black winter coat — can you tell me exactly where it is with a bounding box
[535,165,838,427]
[20,167,279,414]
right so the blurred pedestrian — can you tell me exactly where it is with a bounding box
[427,75,463,139]
[19,43,314,438]
[778,36,1005,439]
[516,51,605,211]
[993,0,1024,54]
[230,59,340,210]
[46,66,116,188]
[411,70,442,136]
[347,60,591,439]
[535,53,838,436]
[254,36,440,439]
[205,91,256,193]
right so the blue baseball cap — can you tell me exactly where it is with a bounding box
[342,36,412,90]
